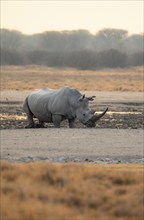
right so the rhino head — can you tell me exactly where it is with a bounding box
[75,95,108,127]
[85,108,108,127]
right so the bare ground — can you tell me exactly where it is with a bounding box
[1,128,143,164]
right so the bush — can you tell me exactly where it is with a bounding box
[97,49,128,68]
[129,52,144,66]
[0,49,24,65]
[1,48,143,69]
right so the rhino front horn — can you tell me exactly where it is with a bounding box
[85,108,108,128]
[91,108,108,122]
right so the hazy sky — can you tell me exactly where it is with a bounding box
[1,0,143,35]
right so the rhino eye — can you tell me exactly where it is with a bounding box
[83,113,86,116]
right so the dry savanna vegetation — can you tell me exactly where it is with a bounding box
[1,161,143,220]
[1,65,143,91]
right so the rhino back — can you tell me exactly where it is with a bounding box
[27,87,81,121]
[27,89,53,121]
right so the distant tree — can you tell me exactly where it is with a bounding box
[0,29,22,50]
[124,34,144,54]
[38,30,92,52]
[62,30,93,51]
[20,34,42,51]
[93,28,128,51]
[0,28,143,69]
[39,31,64,51]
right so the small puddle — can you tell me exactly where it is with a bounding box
[96,111,142,115]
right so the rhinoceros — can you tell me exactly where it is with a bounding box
[23,87,108,128]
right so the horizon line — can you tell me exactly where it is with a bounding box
[1,27,144,36]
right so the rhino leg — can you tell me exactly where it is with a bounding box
[23,97,35,128]
[38,120,45,128]
[68,118,75,128]
[24,112,35,128]
[25,111,35,128]
[52,115,62,128]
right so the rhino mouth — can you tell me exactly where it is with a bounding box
[85,108,108,127]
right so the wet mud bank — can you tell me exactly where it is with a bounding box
[0,91,143,129]
[0,91,143,164]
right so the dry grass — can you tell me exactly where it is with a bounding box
[0,65,143,91]
[1,161,143,220]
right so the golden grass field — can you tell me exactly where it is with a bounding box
[1,65,143,91]
[1,161,143,220]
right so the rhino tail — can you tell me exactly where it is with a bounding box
[23,96,33,115]
[23,96,36,128]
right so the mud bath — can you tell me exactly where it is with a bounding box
[0,91,143,164]
[0,91,143,130]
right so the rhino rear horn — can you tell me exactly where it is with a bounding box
[91,108,108,122]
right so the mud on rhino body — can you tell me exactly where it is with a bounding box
[23,87,108,128]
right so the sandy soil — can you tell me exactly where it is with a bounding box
[1,128,143,163]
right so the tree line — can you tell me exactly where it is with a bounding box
[0,28,143,69]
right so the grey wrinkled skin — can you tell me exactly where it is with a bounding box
[23,87,108,128]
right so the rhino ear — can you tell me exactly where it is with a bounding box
[86,96,96,101]
[79,94,85,101]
